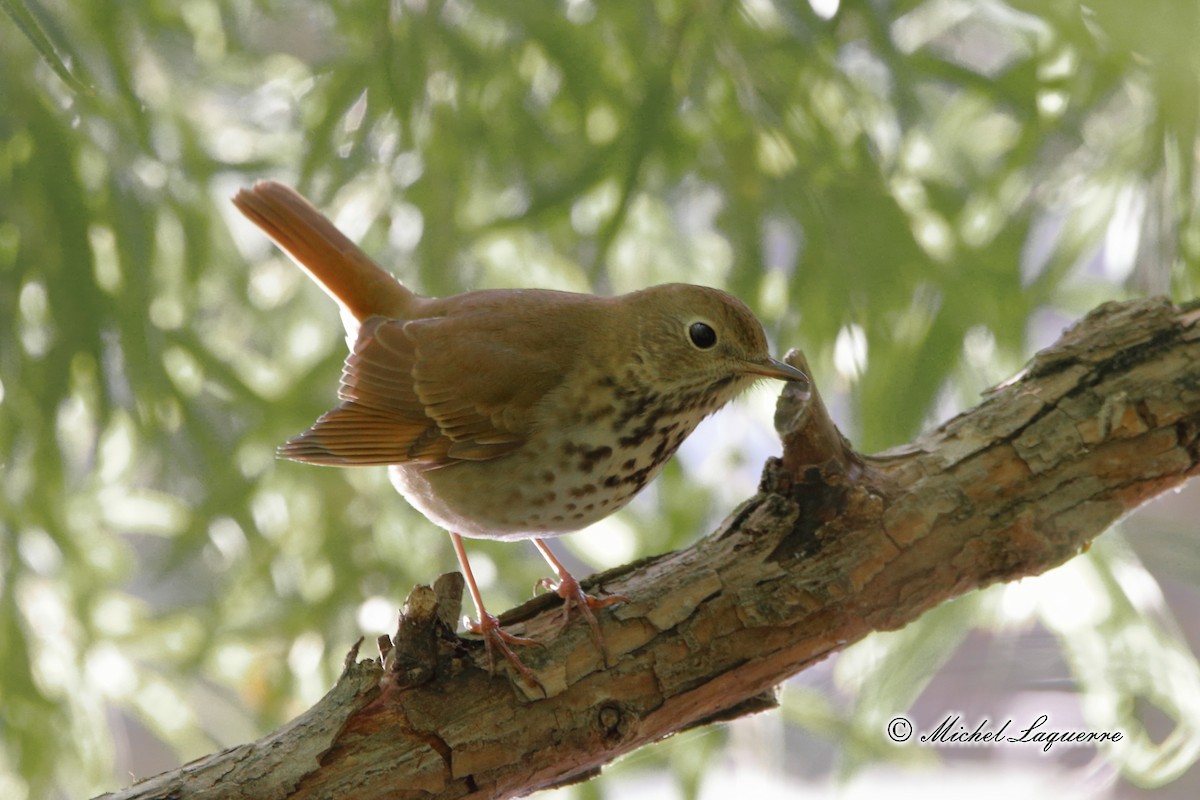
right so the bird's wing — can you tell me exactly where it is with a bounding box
[278,312,567,467]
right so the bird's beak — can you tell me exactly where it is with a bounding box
[744,356,810,387]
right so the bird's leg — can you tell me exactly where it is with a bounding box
[532,538,626,661]
[449,532,541,687]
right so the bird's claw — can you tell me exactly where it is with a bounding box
[463,612,543,689]
[535,574,627,664]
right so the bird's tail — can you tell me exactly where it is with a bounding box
[232,181,416,322]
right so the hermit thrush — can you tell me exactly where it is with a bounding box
[233,181,807,684]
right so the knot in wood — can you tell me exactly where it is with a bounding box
[597,702,627,741]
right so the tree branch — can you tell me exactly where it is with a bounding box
[98,297,1200,800]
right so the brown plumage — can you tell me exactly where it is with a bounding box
[233,181,807,685]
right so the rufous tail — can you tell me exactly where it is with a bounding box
[232,181,416,322]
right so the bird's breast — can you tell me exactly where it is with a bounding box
[389,381,728,542]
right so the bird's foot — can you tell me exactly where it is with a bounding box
[463,611,543,689]
[535,572,627,664]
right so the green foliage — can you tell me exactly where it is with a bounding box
[2,0,1199,797]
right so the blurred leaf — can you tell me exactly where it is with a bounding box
[0,0,94,96]
[1038,534,1200,787]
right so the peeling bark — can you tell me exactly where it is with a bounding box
[97,297,1200,800]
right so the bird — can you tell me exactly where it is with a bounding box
[232,180,808,684]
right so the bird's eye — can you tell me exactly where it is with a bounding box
[688,321,717,350]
